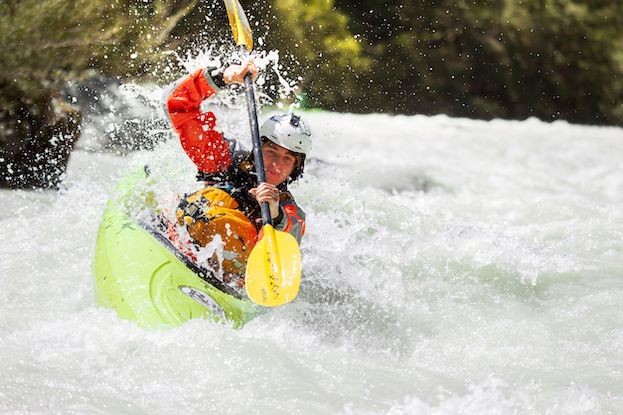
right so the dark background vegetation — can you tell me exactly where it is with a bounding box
[1,0,622,188]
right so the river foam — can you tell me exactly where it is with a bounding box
[1,110,622,413]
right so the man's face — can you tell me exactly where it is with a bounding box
[261,141,298,185]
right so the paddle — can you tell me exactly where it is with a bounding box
[223,0,302,307]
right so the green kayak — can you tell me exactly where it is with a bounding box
[92,167,262,329]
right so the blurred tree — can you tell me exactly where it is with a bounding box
[501,0,623,124]
[1,0,198,96]
[0,0,197,188]
[332,0,623,124]
[257,0,371,110]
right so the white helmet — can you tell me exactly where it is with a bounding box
[259,113,312,156]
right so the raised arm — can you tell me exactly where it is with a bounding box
[165,68,232,173]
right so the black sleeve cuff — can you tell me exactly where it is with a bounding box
[273,207,285,229]
[204,65,227,90]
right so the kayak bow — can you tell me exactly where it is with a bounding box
[92,167,261,329]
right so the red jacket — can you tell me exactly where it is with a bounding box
[166,69,306,242]
[166,69,232,173]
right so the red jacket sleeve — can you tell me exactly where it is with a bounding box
[166,69,232,173]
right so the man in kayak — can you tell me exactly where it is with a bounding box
[165,59,311,284]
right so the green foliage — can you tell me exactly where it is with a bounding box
[0,0,199,188]
[2,0,623,126]
[0,0,196,96]
[330,0,623,124]
[256,0,371,110]
[499,0,623,124]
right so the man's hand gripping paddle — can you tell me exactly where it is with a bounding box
[223,0,302,307]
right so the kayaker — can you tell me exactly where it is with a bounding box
[165,59,311,282]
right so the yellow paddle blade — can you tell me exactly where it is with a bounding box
[245,224,302,307]
[223,0,253,51]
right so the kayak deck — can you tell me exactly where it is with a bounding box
[92,167,262,329]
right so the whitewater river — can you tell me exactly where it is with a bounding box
[1,110,622,413]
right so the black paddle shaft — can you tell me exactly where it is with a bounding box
[244,73,273,226]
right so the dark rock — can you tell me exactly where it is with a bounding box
[64,76,170,154]
[0,80,82,189]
